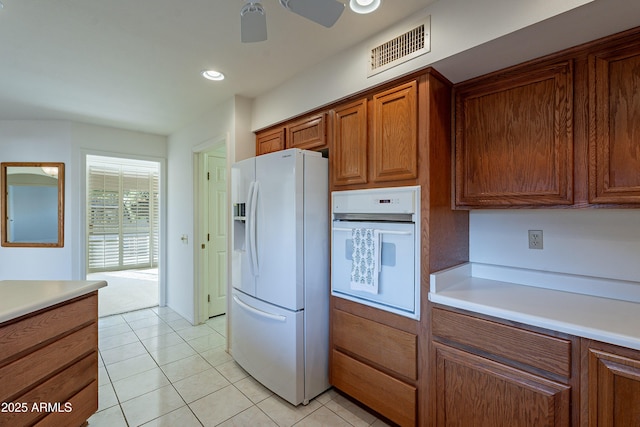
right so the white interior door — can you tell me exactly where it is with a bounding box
[207,148,227,317]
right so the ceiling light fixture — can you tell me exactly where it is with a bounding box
[349,0,381,14]
[202,70,225,81]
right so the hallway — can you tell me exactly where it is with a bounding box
[88,268,158,317]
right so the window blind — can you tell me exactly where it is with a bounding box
[87,159,159,272]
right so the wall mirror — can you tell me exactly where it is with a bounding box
[1,162,65,247]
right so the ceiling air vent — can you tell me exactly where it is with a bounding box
[368,15,431,77]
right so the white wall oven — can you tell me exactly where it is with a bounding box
[331,186,420,320]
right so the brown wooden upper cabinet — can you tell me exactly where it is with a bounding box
[372,81,418,183]
[589,44,640,204]
[331,80,418,188]
[256,127,285,156]
[332,98,368,186]
[286,113,326,151]
[454,60,574,207]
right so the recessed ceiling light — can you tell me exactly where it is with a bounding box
[202,70,225,81]
[350,0,381,14]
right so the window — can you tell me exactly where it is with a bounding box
[87,156,159,272]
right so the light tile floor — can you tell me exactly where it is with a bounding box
[89,306,391,427]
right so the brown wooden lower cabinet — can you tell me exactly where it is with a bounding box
[332,350,416,427]
[330,306,418,426]
[431,306,576,427]
[0,292,98,427]
[433,342,571,427]
[584,340,640,427]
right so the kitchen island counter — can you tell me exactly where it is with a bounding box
[0,280,106,323]
[429,263,640,350]
[0,280,105,426]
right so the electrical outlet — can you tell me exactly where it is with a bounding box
[528,230,543,249]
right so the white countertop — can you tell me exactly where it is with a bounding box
[429,263,640,351]
[0,280,107,324]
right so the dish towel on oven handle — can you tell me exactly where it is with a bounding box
[350,228,380,294]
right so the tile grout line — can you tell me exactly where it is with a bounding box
[95,307,384,427]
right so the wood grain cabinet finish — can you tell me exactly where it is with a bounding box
[0,293,98,426]
[454,60,574,207]
[432,307,572,378]
[584,340,640,427]
[589,45,640,204]
[332,309,417,381]
[286,113,326,150]
[256,127,285,155]
[331,79,419,188]
[332,350,416,427]
[372,80,418,183]
[331,98,368,186]
[434,343,571,427]
[431,307,574,427]
[331,309,418,425]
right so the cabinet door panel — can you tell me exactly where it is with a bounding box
[287,114,325,150]
[256,128,285,155]
[589,48,640,203]
[332,99,368,186]
[434,343,570,427]
[587,347,640,427]
[372,81,418,182]
[455,61,573,206]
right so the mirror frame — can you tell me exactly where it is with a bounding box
[1,162,65,248]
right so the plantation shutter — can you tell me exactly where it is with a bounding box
[87,159,159,272]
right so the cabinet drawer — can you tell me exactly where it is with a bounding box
[35,379,98,427]
[0,324,97,402]
[332,309,417,380]
[0,293,97,363]
[1,352,97,426]
[432,307,571,377]
[332,350,416,427]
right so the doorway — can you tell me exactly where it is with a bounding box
[196,142,228,321]
[85,155,161,317]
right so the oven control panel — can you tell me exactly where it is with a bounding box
[332,186,418,215]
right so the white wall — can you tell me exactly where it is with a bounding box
[251,0,599,130]
[0,121,73,280]
[0,120,167,281]
[470,210,640,283]
[166,96,253,324]
[250,0,640,131]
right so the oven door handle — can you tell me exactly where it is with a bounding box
[375,230,382,274]
[332,227,412,236]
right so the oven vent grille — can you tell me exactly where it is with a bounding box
[368,15,431,77]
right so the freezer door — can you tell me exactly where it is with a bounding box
[254,150,305,310]
[231,290,304,405]
[231,157,257,296]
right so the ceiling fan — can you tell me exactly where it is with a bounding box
[240,0,346,43]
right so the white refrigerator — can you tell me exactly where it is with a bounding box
[230,148,329,406]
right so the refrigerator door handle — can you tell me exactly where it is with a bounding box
[249,181,259,275]
[245,181,256,276]
[233,295,286,322]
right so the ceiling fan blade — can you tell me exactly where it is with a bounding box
[281,0,345,28]
[241,2,267,43]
